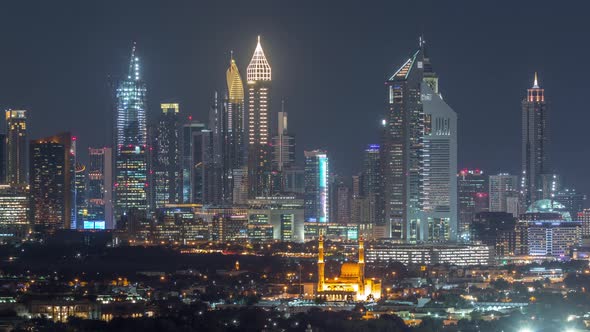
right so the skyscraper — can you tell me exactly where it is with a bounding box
[381,39,458,242]
[272,103,296,192]
[554,188,586,221]
[0,185,29,242]
[521,73,550,208]
[361,145,381,197]
[115,44,148,217]
[458,169,488,240]
[223,56,246,203]
[30,133,74,232]
[74,163,86,229]
[335,183,350,224]
[6,110,27,186]
[204,93,223,205]
[246,36,272,198]
[152,103,182,209]
[181,120,207,204]
[87,147,113,229]
[304,150,329,223]
[489,173,519,216]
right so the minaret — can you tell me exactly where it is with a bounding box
[317,235,325,293]
[358,237,365,294]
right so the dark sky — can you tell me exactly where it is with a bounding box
[0,1,589,195]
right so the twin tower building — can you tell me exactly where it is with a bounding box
[114,37,289,220]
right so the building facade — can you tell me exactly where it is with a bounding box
[0,185,29,242]
[489,173,519,216]
[115,44,148,217]
[246,36,272,198]
[247,196,304,242]
[521,73,550,207]
[6,110,27,186]
[30,133,74,232]
[458,169,488,240]
[86,147,113,229]
[366,243,494,266]
[381,40,457,242]
[181,121,207,204]
[223,57,246,204]
[152,103,182,209]
[304,150,329,223]
[272,108,296,193]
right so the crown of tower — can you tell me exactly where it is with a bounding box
[127,42,141,81]
[247,36,272,82]
[226,55,244,102]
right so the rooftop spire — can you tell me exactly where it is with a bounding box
[533,72,539,88]
[226,53,244,102]
[247,36,272,82]
[127,42,140,81]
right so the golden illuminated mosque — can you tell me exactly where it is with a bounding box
[317,236,381,301]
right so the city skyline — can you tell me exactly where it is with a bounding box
[0,1,587,197]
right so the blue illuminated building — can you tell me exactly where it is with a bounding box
[304,150,329,223]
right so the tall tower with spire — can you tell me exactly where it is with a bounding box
[246,36,272,198]
[381,38,457,242]
[521,72,550,208]
[223,55,246,203]
[114,43,148,217]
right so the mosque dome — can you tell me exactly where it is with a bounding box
[340,263,360,278]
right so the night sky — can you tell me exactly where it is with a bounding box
[0,1,588,197]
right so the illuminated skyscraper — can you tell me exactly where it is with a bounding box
[87,147,113,229]
[181,120,207,204]
[304,150,329,223]
[381,38,457,242]
[74,163,86,228]
[152,103,182,209]
[361,145,381,197]
[489,173,519,216]
[204,93,223,205]
[458,169,488,240]
[6,110,27,186]
[0,185,29,242]
[272,102,296,192]
[30,133,74,232]
[223,55,246,203]
[246,36,272,198]
[521,73,550,207]
[114,44,148,217]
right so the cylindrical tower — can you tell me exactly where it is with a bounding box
[358,237,365,291]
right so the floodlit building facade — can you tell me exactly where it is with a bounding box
[304,150,329,223]
[6,110,27,186]
[0,185,29,242]
[317,236,381,301]
[115,44,148,216]
[366,243,494,266]
[381,39,457,242]
[246,36,272,198]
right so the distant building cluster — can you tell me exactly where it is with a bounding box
[0,36,585,265]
